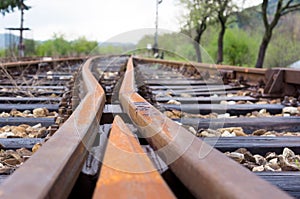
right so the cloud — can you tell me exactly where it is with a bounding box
[0,0,179,42]
[1,0,260,42]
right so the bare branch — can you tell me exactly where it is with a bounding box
[281,5,300,16]
[281,0,294,11]
[262,0,269,28]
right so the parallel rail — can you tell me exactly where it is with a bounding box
[0,56,298,198]
[118,57,291,199]
[134,57,267,84]
[0,57,105,198]
[1,57,86,68]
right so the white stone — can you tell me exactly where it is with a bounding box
[217,113,230,119]
[0,112,10,118]
[262,134,276,137]
[254,155,267,165]
[167,100,181,105]
[259,109,267,114]
[222,131,235,137]
[174,121,182,125]
[269,158,278,165]
[264,165,275,172]
[283,147,295,158]
[227,101,236,105]
[220,101,227,105]
[188,127,197,135]
[0,132,14,138]
[283,107,299,115]
[252,165,264,172]
[201,131,216,137]
[180,93,192,98]
[32,123,42,129]
[227,152,244,163]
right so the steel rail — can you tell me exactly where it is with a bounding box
[119,57,291,199]
[133,57,266,83]
[0,56,105,198]
[93,115,175,198]
[1,57,86,68]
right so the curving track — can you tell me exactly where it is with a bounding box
[0,56,299,198]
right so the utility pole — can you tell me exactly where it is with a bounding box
[4,0,30,58]
[153,0,162,56]
[18,1,25,57]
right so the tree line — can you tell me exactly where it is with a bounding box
[137,13,300,68]
[2,0,300,67]
[1,34,99,57]
[178,0,300,68]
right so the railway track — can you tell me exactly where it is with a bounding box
[0,55,298,198]
[0,58,82,182]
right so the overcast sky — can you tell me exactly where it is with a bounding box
[0,0,261,43]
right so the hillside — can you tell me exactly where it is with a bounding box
[235,0,300,31]
[230,0,300,67]
[0,34,20,49]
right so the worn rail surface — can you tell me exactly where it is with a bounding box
[0,56,298,198]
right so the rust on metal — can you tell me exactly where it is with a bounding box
[119,57,292,199]
[0,57,105,199]
[265,69,284,94]
[135,56,300,96]
[1,57,87,68]
[265,68,300,96]
[133,56,267,84]
[93,115,175,199]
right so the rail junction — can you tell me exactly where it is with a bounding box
[0,55,299,198]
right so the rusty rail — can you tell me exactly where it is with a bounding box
[133,57,266,84]
[0,57,87,68]
[93,115,175,198]
[0,57,105,198]
[0,55,298,198]
[134,57,300,97]
[119,57,291,199]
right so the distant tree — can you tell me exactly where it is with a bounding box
[214,0,237,64]
[36,40,55,57]
[0,0,30,15]
[71,37,98,56]
[36,34,100,57]
[51,34,72,56]
[179,0,216,62]
[0,49,5,57]
[24,39,36,56]
[36,34,70,57]
[256,0,300,68]
[223,28,255,66]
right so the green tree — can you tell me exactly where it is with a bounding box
[256,0,300,68]
[214,0,238,64]
[223,28,259,66]
[97,46,124,55]
[52,34,71,56]
[71,37,98,56]
[36,34,70,57]
[179,0,216,62]
[0,0,30,15]
[24,39,36,56]
[0,49,5,57]
[36,40,55,57]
